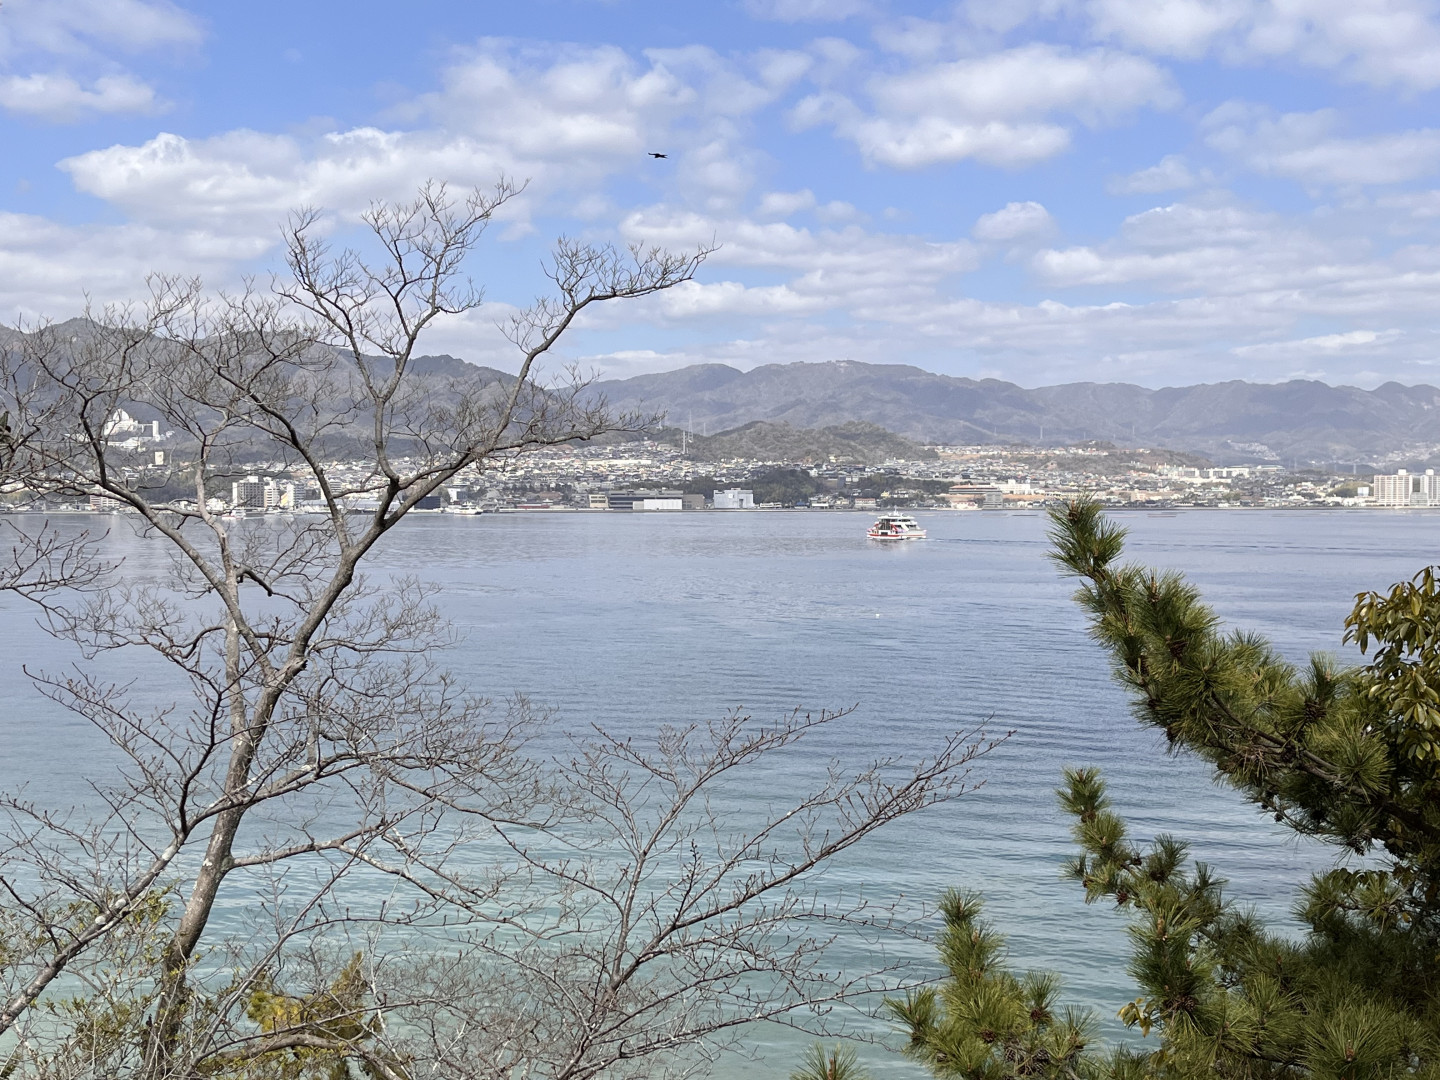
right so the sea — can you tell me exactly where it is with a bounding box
[0,507,1435,1078]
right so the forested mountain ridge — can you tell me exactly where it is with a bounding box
[10,320,1438,465]
[588,360,1440,464]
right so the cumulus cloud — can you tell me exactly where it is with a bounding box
[407,43,691,159]
[1108,154,1202,193]
[0,0,199,121]
[20,13,1440,389]
[756,189,818,217]
[0,0,201,60]
[615,206,979,327]
[1031,199,1358,293]
[643,45,810,118]
[56,44,712,235]
[1083,0,1440,91]
[1205,104,1440,185]
[973,201,1057,241]
[870,44,1177,124]
[796,44,1177,168]
[0,210,267,318]
[1086,0,1251,58]
[0,71,158,120]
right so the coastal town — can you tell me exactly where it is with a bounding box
[23,412,1436,514]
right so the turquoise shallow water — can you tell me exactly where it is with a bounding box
[1,508,1436,1076]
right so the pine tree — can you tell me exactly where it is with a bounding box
[889,499,1440,1080]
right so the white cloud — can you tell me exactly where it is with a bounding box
[1108,154,1202,193]
[0,210,267,318]
[796,44,1177,168]
[0,0,195,122]
[801,104,1074,169]
[1232,328,1404,357]
[409,43,691,158]
[651,279,828,318]
[815,200,860,222]
[973,201,1057,241]
[1083,0,1440,91]
[870,44,1177,125]
[56,44,713,235]
[0,0,201,60]
[1086,0,1250,58]
[0,72,157,120]
[1031,200,1355,293]
[756,189,817,217]
[439,186,1440,385]
[1205,104,1440,185]
[20,15,1440,390]
[644,45,810,118]
[1237,0,1440,91]
[616,206,979,324]
[1377,189,1440,220]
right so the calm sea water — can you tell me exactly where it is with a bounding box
[1,508,1436,1077]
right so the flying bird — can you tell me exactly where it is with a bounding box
[648,152,668,159]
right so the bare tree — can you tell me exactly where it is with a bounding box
[0,182,996,1079]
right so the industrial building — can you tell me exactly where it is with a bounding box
[712,488,755,509]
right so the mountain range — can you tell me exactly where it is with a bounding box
[589,361,1440,466]
[11,318,1439,467]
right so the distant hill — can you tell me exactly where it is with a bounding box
[658,420,936,464]
[17,316,1440,466]
[591,361,1440,465]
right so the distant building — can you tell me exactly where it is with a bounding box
[231,475,295,510]
[103,410,161,443]
[588,493,610,509]
[606,489,684,510]
[231,476,267,509]
[944,483,1003,509]
[712,488,755,509]
[681,493,706,510]
[1372,468,1440,507]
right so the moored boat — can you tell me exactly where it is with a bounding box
[867,514,926,540]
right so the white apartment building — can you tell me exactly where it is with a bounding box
[1372,468,1440,507]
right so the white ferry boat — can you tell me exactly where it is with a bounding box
[867,514,926,540]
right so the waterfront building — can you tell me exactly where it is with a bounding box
[231,475,296,510]
[606,490,685,511]
[1372,469,1440,507]
[713,488,755,509]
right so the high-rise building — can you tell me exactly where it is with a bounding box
[232,475,267,509]
[1371,468,1440,507]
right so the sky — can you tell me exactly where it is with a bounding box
[3,0,1440,388]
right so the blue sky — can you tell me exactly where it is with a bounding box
[4,0,1440,388]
